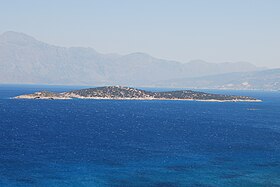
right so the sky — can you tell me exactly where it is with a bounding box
[0,0,280,68]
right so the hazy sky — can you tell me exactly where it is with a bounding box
[1,0,280,68]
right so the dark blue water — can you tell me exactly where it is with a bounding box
[0,85,280,187]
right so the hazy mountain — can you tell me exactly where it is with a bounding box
[0,31,264,86]
[157,69,280,90]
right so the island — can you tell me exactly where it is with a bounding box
[14,86,261,102]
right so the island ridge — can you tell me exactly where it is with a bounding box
[15,86,261,102]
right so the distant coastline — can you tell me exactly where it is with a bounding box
[1,32,279,91]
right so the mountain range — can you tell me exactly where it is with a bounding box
[156,68,280,90]
[0,31,279,90]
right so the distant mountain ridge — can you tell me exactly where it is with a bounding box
[157,68,280,90]
[0,31,265,87]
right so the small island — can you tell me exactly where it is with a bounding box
[14,86,261,102]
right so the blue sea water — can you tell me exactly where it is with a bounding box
[0,85,280,187]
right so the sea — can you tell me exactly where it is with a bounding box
[0,85,279,187]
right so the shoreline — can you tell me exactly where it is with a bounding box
[14,96,262,102]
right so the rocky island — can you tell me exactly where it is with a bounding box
[14,86,261,102]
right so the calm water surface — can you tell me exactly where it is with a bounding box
[0,85,279,187]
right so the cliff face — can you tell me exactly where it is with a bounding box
[15,86,261,102]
